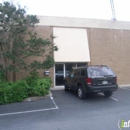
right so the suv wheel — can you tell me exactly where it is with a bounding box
[104,91,113,97]
[78,86,86,99]
[64,82,69,91]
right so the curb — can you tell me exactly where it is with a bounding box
[50,86,64,90]
[50,88,64,91]
[119,84,130,88]
[23,91,52,102]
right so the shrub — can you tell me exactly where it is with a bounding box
[4,80,28,103]
[0,70,52,104]
[0,71,52,104]
[24,71,52,97]
[25,70,40,86]
[24,70,39,96]
[0,82,7,104]
[32,78,52,96]
[0,80,28,104]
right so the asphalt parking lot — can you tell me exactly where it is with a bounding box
[0,87,130,130]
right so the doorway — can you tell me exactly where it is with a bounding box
[55,63,87,87]
[55,64,64,86]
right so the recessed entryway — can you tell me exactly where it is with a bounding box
[54,63,87,87]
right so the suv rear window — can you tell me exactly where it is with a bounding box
[87,66,115,77]
[74,69,80,76]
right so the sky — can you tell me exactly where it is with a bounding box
[0,0,130,21]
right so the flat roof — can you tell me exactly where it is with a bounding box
[37,16,130,30]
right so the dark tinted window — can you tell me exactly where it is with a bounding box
[74,69,80,76]
[81,69,86,76]
[87,66,115,77]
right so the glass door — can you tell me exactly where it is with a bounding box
[54,63,87,87]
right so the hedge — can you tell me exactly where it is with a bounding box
[0,78,52,105]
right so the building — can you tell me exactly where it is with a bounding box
[17,16,130,88]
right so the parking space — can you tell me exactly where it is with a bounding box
[51,88,130,120]
[0,87,130,130]
[55,87,130,104]
[0,87,130,117]
[1,86,130,116]
[51,89,120,109]
[0,96,58,116]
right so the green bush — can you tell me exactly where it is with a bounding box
[4,80,28,103]
[0,76,52,104]
[0,82,7,104]
[31,78,51,96]
[24,70,39,96]
[24,71,52,97]
[0,81,28,104]
[25,70,40,86]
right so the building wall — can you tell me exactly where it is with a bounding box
[15,23,130,85]
[87,28,130,84]
[38,16,130,30]
[16,25,55,87]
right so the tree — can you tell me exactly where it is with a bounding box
[0,1,58,81]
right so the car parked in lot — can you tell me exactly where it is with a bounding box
[64,65,118,99]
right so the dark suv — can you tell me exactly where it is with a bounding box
[64,65,118,99]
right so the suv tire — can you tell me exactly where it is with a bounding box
[104,91,113,97]
[64,82,69,91]
[78,86,86,100]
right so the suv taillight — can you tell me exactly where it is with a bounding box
[115,77,117,83]
[86,78,92,85]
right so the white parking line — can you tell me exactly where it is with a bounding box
[50,96,59,109]
[109,97,118,101]
[0,107,58,117]
[99,93,118,101]
[0,96,58,117]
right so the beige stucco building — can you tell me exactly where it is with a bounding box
[17,16,130,87]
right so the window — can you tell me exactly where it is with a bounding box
[74,69,80,76]
[65,63,76,77]
[88,66,115,77]
[81,69,86,76]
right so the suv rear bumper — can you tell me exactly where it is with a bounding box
[85,85,118,93]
